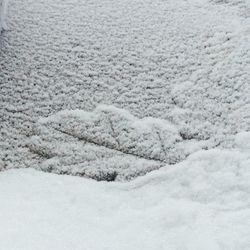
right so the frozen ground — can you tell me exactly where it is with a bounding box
[0,0,250,178]
[1,132,250,250]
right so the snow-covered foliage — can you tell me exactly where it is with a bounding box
[27,105,214,181]
[1,132,250,249]
[0,0,7,32]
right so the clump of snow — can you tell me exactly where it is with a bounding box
[0,0,8,32]
[1,132,250,250]
[38,105,183,162]
[27,105,214,181]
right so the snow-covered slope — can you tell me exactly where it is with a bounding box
[1,132,250,250]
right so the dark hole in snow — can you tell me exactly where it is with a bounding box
[93,171,118,182]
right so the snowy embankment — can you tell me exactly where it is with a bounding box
[0,0,7,32]
[1,132,250,250]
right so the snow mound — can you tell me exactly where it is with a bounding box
[27,105,214,181]
[1,132,250,250]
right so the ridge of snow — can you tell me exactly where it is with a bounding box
[27,105,215,181]
[1,132,250,249]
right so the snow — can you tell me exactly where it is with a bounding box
[1,132,250,250]
[0,0,7,32]
[26,105,215,180]
[1,0,250,248]
[1,0,250,177]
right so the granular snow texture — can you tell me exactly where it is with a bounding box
[0,0,250,179]
[28,105,216,180]
[0,0,7,32]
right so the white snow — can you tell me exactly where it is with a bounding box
[1,0,250,176]
[1,132,250,250]
[27,105,216,180]
[1,0,250,248]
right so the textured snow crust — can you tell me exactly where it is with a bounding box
[28,105,214,180]
[1,132,250,249]
[0,0,7,32]
[0,0,250,178]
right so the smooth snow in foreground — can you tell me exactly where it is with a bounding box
[1,132,250,250]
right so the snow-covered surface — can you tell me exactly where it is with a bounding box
[1,132,250,249]
[0,0,250,178]
[0,0,7,32]
[27,105,216,180]
[1,0,250,248]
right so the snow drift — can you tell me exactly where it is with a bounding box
[27,105,216,181]
[1,132,250,250]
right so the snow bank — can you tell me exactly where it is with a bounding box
[27,105,215,181]
[1,132,250,250]
[0,0,8,32]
